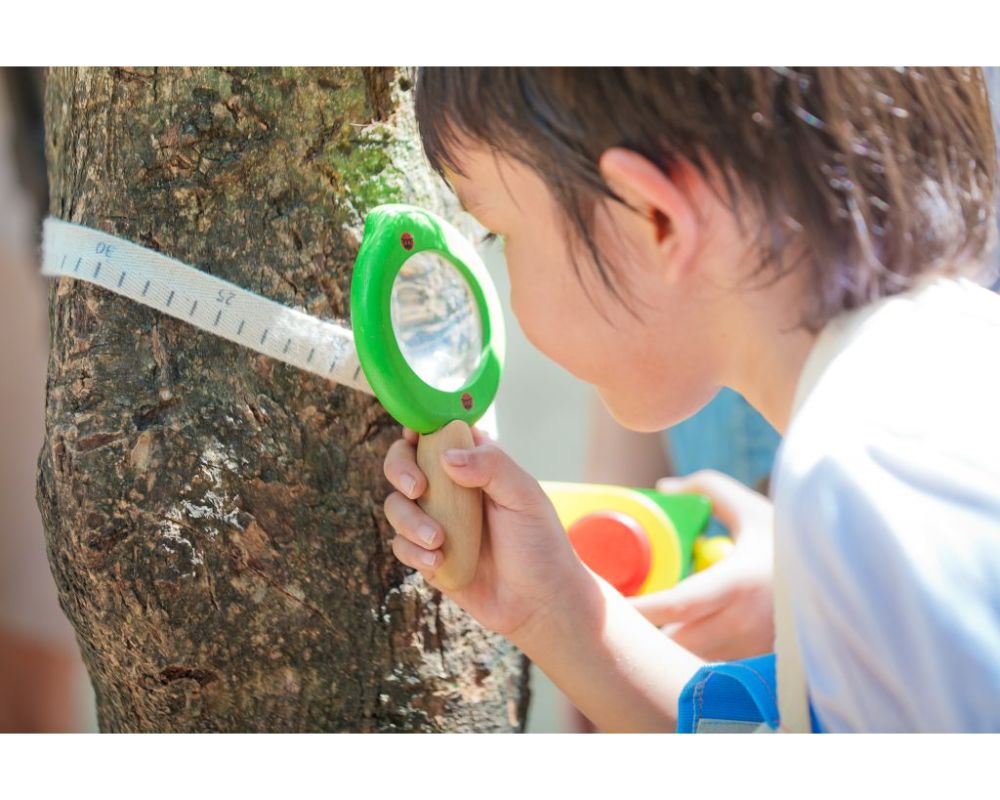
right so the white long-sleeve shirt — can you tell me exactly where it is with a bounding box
[772,275,1000,731]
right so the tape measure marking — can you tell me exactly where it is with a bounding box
[41,217,373,395]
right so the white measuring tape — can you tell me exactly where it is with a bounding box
[41,217,373,395]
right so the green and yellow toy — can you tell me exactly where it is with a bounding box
[542,482,733,596]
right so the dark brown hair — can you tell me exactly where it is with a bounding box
[415,68,998,329]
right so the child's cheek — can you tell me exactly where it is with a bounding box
[509,285,547,351]
[505,250,548,343]
[506,241,608,380]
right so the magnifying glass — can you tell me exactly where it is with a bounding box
[351,204,505,591]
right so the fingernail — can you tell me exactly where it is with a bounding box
[421,549,438,567]
[418,524,437,546]
[443,449,469,466]
[402,473,417,497]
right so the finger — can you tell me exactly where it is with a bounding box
[384,438,426,499]
[470,425,495,447]
[439,442,550,514]
[391,535,442,573]
[383,492,444,549]
[402,427,419,446]
[663,602,773,663]
[656,469,761,532]
[661,610,734,662]
[628,562,737,626]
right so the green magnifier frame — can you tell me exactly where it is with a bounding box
[350,204,506,434]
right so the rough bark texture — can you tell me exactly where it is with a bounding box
[37,67,530,732]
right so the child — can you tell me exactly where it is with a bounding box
[382,68,1000,732]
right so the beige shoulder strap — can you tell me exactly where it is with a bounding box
[773,543,811,732]
[770,284,894,734]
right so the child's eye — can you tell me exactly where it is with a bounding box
[479,232,502,246]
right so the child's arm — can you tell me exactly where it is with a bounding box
[383,427,703,732]
[510,562,705,732]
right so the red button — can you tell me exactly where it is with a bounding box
[567,511,651,596]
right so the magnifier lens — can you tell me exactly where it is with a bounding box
[390,251,483,392]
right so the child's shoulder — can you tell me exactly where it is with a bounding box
[774,275,1000,545]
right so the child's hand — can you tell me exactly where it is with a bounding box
[382,426,586,639]
[629,470,775,662]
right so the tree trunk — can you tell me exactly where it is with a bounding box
[37,67,530,732]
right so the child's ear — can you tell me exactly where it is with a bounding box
[598,147,699,284]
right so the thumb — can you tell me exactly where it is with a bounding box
[656,469,769,543]
[629,561,735,627]
[441,443,548,514]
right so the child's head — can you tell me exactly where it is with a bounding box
[415,68,998,431]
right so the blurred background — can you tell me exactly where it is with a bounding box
[0,68,95,732]
[1,67,997,733]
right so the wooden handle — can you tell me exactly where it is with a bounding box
[416,420,483,591]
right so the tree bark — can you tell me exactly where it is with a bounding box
[37,67,530,732]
